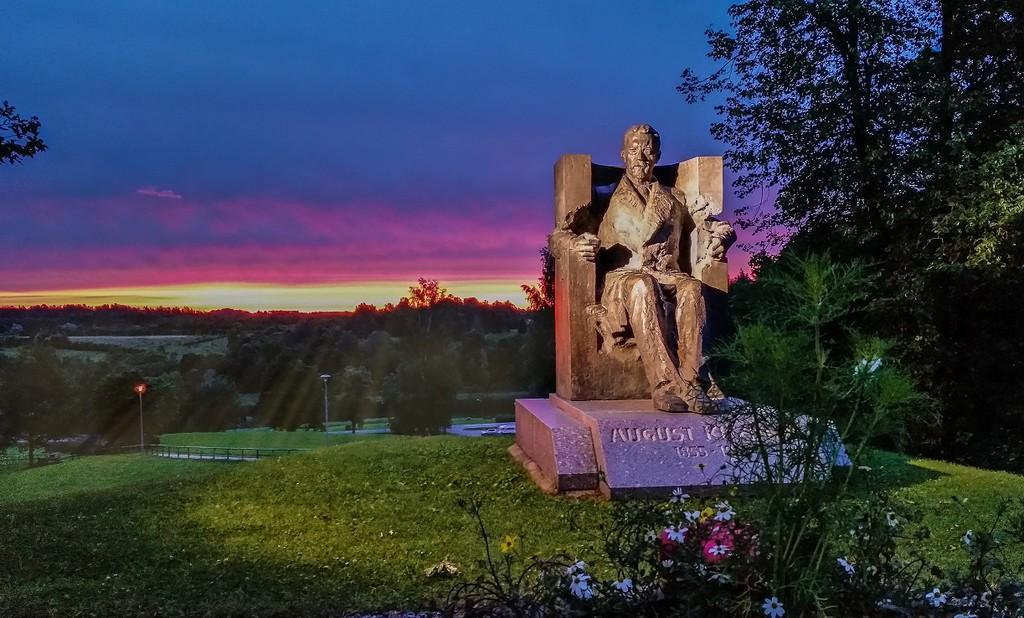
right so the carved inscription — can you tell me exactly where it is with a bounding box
[674,445,708,458]
[705,424,726,440]
[610,426,694,443]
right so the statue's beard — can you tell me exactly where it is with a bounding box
[628,163,652,184]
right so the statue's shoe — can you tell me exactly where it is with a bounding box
[652,386,690,413]
[685,390,716,414]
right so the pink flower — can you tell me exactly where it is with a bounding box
[702,526,735,563]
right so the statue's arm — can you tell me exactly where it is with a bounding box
[703,217,736,261]
[550,228,599,263]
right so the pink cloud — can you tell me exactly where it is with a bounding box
[136,186,183,200]
[0,194,751,296]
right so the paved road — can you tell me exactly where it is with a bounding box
[327,422,515,437]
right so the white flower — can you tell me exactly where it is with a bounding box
[762,596,786,617]
[565,560,586,575]
[694,563,707,576]
[837,557,855,575]
[713,501,736,522]
[661,559,675,568]
[708,571,732,584]
[644,530,658,542]
[856,357,883,374]
[663,525,687,543]
[670,487,689,503]
[684,510,702,523]
[885,511,899,528]
[569,572,593,599]
[613,578,633,593]
[961,529,974,547]
[707,543,730,557]
[925,587,947,608]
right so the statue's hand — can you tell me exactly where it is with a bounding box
[573,233,599,262]
[707,236,726,261]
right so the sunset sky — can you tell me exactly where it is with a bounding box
[2,2,758,311]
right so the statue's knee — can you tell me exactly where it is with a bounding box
[629,275,656,297]
[676,279,703,304]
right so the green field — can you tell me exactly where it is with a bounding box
[1,437,1021,615]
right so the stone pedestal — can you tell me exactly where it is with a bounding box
[513,395,740,499]
[513,395,850,499]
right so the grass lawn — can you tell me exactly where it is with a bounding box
[863,450,1024,567]
[0,454,224,505]
[0,437,606,615]
[1,438,1022,616]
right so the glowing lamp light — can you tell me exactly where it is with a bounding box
[133,383,148,395]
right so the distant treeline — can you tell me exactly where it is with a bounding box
[0,281,553,462]
[0,296,527,337]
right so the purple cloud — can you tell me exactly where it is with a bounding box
[136,186,183,200]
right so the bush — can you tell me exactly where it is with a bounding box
[449,254,1024,616]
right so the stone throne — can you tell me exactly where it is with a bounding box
[511,152,737,498]
[552,154,731,402]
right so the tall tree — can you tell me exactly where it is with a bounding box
[403,278,457,309]
[679,0,933,255]
[0,345,69,464]
[333,366,373,433]
[521,247,555,311]
[681,0,1024,465]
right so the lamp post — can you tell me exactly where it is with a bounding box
[319,374,331,442]
[133,383,148,453]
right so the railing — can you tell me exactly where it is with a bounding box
[0,451,78,468]
[143,444,308,461]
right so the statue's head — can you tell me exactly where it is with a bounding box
[621,124,661,185]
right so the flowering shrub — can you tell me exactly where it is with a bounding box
[448,256,1024,616]
[449,493,1024,617]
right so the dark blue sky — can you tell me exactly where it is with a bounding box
[1,1,748,306]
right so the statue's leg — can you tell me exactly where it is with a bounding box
[620,273,688,411]
[669,275,706,385]
[662,274,709,411]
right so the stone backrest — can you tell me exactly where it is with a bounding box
[552,154,729,401]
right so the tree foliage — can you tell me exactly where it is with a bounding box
[521,247,554,311]
[0,101,46,165]
[333,366,373,433]
[404,278,456,309]
[0,344,68,463]
[682,0,1024,466]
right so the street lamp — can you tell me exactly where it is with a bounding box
[319,374,331,441]
[133,383,148,453]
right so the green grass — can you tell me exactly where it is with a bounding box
[1,440,1022,616]
[160,429,388,449]
[862,450,1024,566]
[0,454,223,504]
[0,437,606,615]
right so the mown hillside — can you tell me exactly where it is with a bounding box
[1,437,1021,616]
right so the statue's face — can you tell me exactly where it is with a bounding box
[621,133,659,185]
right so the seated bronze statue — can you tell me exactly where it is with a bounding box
[550,124,735,412]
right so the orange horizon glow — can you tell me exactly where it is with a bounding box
[0,279,533,313]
